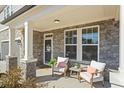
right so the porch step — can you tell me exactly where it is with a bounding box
[110,70,124,87]
[37,65,51,69]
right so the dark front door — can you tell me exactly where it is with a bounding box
[44,39,52,64]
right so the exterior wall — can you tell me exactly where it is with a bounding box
[43,30,64,58]
[0,30,9,44]
[0,29,22,61]
[99,20,119,70]
[33,31,44,66]
[33,30,64,66]
[33,19,119,70]
[0,29,9,60]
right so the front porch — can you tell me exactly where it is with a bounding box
[0,5,123,88]
[36,67,111,88]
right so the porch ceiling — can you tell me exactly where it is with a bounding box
[32,5,120,31]
[5,5,120,31]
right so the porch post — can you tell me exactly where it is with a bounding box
[8,27,16,56]
[24,21,33,60]
[119,5,124,73]
[6,27,17,71]
[20,21,37,80]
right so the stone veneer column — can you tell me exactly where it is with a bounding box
[20,21,37,80]
[6,27,17,71]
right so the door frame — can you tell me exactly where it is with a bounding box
[43,33,53,65]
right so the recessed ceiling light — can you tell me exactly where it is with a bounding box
[54,19,60,24]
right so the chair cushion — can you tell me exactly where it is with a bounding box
[90,60,106,71]
[80,72,104,82]
[87,66,96,74]
[53,67,65,73]
[57,61,66,68]
[56,57,69,67]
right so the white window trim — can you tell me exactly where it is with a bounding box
[64,25,100,61]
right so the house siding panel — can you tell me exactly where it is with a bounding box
[0,30,9,59]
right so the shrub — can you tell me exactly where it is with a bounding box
[0,67,45,88]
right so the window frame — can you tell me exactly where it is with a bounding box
[81,25,100,61]
[64,28,78,60]
[64,25,100,61]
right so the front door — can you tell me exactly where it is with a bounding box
[44,34,53,65]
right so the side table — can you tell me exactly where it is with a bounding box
[69,67,81,80]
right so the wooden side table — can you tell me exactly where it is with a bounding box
[69,67,81,80]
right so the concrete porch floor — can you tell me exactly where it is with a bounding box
[36,68,111,88]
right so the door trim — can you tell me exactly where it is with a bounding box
[43,33,53,65]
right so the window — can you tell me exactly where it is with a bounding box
[4,5,13,19]
[65,30,77,59]
[82,46,98,61]
[64,26,99,61]
[82,27,99,61]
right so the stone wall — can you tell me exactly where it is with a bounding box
[43,30,65,58]
[33,19,119,70]
[99,20,119,70]
[33,31,44,66]
[33,30,65,66]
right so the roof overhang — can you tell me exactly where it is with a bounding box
[4,5,120,31]
[0,5,6,13]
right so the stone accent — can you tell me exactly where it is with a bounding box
[33,31,43,66]
[99,20,119,70]
[20,59,37,80]
[5,56,18,71]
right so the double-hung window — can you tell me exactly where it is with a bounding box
[64,26,99,61]
[4,5,13,19]
[82,27,99,61]
[65,30,77,59]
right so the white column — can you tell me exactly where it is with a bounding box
[119,5,124,73]
[24,21,33,60]
[77,28,82,61]
[8,27,16,56]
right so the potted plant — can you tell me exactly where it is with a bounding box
[48,58,57,76]
[74,63,80,69]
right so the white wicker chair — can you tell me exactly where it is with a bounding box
[79,60,106,87]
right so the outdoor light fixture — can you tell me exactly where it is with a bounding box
[54,19,60,24]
